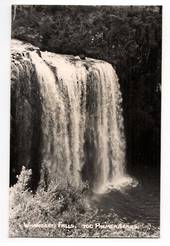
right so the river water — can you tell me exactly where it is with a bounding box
[96,168,160,226]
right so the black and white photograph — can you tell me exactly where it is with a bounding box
[9,4,161,238]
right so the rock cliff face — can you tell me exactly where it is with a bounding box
[10,39,133,193]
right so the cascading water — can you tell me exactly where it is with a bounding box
[10,39,134,193]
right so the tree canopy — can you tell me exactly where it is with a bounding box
[11,5,162,173]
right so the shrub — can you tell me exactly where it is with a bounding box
[9,166,94,237]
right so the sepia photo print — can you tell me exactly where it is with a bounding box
[9,5,162,238]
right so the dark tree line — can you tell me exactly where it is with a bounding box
[11,5,162,175]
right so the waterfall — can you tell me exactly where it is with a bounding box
[11,39,134,193]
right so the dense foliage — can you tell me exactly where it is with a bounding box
[11,5,162,174]
[9,167,159,237]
